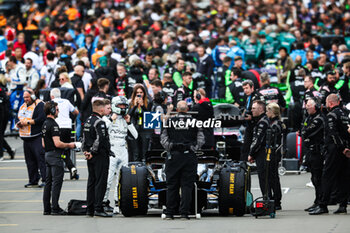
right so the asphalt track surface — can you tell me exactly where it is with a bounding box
[0,136,349,233]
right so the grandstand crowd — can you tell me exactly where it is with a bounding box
[0,0,350,157]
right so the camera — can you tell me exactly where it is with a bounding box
[137,94,142,98]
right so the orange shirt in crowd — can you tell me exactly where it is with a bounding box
[0,16,6,27]
[17,23,24,31]
[51,10,58,17]
[65,7,79,21]
[33,11,45,23]
[121,18,129,29]
[91,49,105,67]
[102,18,111,28]
[25,21,38,30]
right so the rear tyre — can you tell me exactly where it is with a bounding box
[286,132,303,159]
[119,164,149,217]
[218,163,247,216]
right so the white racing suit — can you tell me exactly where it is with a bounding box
[8,64,26,91]
[103,115,138,204]
[25,68,40,90]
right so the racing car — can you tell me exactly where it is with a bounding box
[117,104,252,218]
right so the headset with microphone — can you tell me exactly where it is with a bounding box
[31,93,37,101]
[25,89,37,105]
[49,101,57,115]
[308,97,321,111]
[195,88,202,101]
[158,91,167,103]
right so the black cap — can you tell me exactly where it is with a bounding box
[234,56,242,61]
[326,70,336,76]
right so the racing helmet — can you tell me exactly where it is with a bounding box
[112,96,129,115]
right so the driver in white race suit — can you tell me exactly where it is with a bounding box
[102,96,138,214]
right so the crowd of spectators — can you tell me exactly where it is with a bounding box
[1,0,350,75]
[0,0,350,160]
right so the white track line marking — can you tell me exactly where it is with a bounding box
[0,159,86,163]
[251,187,290,194]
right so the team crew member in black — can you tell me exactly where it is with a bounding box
[0,71,15,160]
[302,98,326,213]
[94,57,116,96]
[318,70,338,105]
[240,80,264,161]
[310,59,325,88]
[82,99,113,217]
[266,103,283,210]
[216,56,232,99]
[50,88,79,179]
[310,94,350,215]
[93,78,111,100]
[289,69,306,131]
[160,101,205,220]
[42,101,76,215]
[173,72,193,109]
[304,76,321,106]
[162,73,178,99]
[192,88,215,149]
[0,84,9,161]
[196,45,215,81]
[172,58,186,88]
[196,45,215,97]
[289,56,309,84]
[248,100,270,196]
[258,72,286,109]
[227,67,245,108]
[339,61,350,104]
[300,76,323,172]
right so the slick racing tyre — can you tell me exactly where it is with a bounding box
[119,163,149,217]
[218,162,247,216]
[286,132,303,160]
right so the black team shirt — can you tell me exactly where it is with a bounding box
[42,118,60,152]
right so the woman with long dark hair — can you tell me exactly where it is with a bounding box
[128,84,152,162]
[33,79,46,98]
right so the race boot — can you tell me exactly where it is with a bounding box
[114,201,119,214]
[103,200,114,212]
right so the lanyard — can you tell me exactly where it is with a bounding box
[138,107,142,125]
